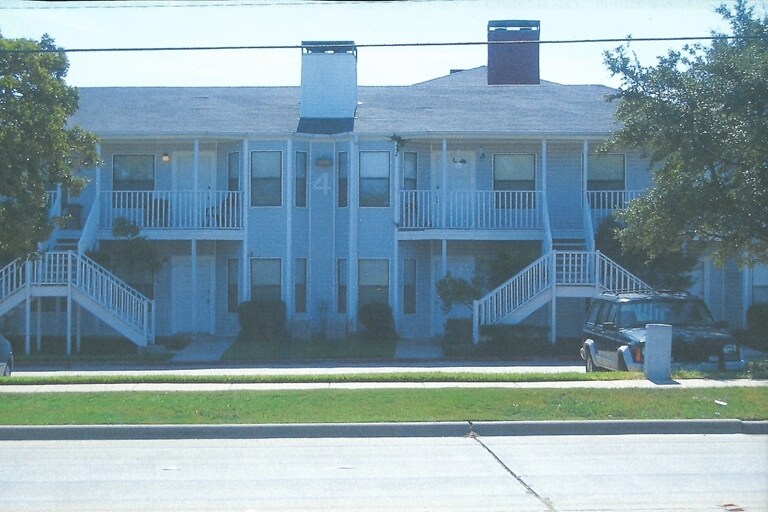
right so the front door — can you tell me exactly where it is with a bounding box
[172,151,216,227]
[431,151,476,227]
[171,256,215,334]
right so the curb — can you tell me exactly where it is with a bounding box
[2,420,766,441]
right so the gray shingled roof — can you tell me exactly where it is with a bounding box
[69,66,620,138]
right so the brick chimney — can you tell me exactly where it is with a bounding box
[487,20,540,85]
[299,41,357,119]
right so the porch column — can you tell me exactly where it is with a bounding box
[191,239,198,333]
[285,140,294,321]
[441,139,447,228]
[24,263,31,355]
[194,139,200,229]
[348,136,360,331]
[541,139,551,253]
[582,140,589,208]
[241,139,249,303]
[392,149,401,330]
[441,239,447,277]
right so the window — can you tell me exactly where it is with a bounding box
[227,152,240,191]
[113,154,154,190]
[250,258,281,301]
[359,151,390,207]
[588,154,625,191]
[337,259,347,313]
[359,259,389,306]
[295,258,307,313]
[295,151,308,207]
[250,151,282,206]
[227,259,239,313]
[403,152,417,190]
[754,264,768,303]
[493,154,536,190]
[403,258,416,314]
[337,151,348,208]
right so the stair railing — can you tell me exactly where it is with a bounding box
[473,253,553,342]
[0,259,25,305]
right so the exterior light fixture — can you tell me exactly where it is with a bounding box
[315,157,333,167]
[162,153,170,163]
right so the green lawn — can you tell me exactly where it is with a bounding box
[1,387,766,425]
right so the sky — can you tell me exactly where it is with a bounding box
[1,0,764,88]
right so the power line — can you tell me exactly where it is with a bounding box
[0,35,756,54]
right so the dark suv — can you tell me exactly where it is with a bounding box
[580,292,743,372]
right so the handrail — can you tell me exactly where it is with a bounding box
[473,253,553,342]
[100,190,244,230]
[472,250,652,342]
[0,251,154,343]
[399,190,541,230]
[541,191,553,254]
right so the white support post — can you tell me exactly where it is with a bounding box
[550,251,557,344]
[241,139,249,304]
[191,238,198,333]
[193,139,200,228]
[441,139,447,228]
[36,297,42,353]
[392,149,400,332]
[285,140,293,321]
[582,140,589,208]
[24,263,31,355]
[76,304,82,354]
[348,136,360,332]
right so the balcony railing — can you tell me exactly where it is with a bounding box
[99,191,243,231]
[399,190,541,230]
[587,190,642,227]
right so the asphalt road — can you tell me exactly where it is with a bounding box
[2,433,766,511]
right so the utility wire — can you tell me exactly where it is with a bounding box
[0,35,756,54]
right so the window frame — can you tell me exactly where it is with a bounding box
[359,151,391,208]
[249,258,282,301]
[295,151,308,208]
[113,154,155,191]
[492,153,536,191]
[250,150,283,207]
[337,151,349,208]
[358,258,390,306]
[403,151,418,191]
[587,153,626,191]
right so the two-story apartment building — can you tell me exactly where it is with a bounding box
[1,20,762,353]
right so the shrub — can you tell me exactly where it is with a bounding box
[357,302,397,341]
[442,317,473,356]
[237,299,287,343]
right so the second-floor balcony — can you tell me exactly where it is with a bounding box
[99,190,244,233]
[399,190,542,232]
[587,190,642,227]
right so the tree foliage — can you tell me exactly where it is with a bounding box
[603,1,768,266]
[0,33,98,264]
[595,215,698,291]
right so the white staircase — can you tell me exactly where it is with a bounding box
[0,252,154,350]
[472,250,652,342]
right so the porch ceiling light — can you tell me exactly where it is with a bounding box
[315,156,333,167]
[162,153,170,163]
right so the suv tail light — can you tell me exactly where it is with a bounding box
[632,346,644,363]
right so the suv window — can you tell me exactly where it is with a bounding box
[597,302,618,326]
[585,300,603,327]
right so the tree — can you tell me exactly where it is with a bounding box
[595,215,697,291]
[0,33,98,265]
[603,1,768,266]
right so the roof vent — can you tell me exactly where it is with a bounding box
[487,20,540,85]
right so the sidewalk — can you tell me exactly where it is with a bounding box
[1,378,766,394]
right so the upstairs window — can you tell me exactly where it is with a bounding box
[359,151,390,207]
[113,154,155,190]
[295,151,308,207]
[493,154,536,190]
[251,151,282,206]
[588,154,625,191]
[403,152,418,190]
[227,152,240,191]
[337,151,348,208]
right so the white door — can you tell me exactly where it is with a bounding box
[171,256,215,334]
[172,152,216,227]
[431,151,476,227]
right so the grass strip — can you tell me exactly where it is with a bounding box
[1,371,647,386]
[1,387,766,425]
